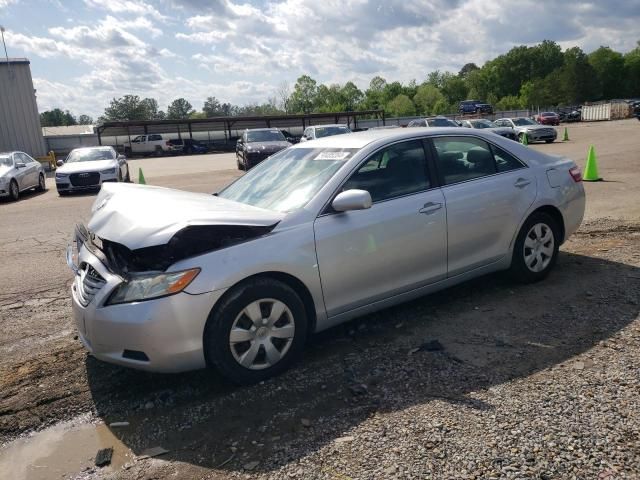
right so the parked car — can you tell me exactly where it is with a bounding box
[167,139,209,154]
[67,128,585,384]
[0,151,46,201]
[459,119,518,141]
[493,117,558,143]
[407,116,460,127]
[55,146,129,196]
[558,108,581,123]
[458,100,493,115]
[236,128,291,170]
[279,130,300,144]
[123,134,171,156]
[300,124,351,142]
[536,112,560,126]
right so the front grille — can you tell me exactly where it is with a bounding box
[77,264,106,307]
[70,172,100,187]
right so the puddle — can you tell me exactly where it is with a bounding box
[0,417,134,480]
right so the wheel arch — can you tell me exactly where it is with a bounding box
[531,205,565,244]
[207,271,318,338]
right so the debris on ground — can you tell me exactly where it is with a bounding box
[95,447,113,467]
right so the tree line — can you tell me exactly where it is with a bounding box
[40,40,640,126]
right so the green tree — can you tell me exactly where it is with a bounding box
[558,47,598,104]
[440,73,468,104]
[40,108,77,127]
[77,114,94,124]
[386,94,415,116]
[315,84,345,112]
[458,62,479,78]
[624,42,640,96]
[340,81,364,111]
[102,95,158,121]
[413,84,445,115]
[203,96,234,117]
[289,75,318,113]
[166,98,194,119]
[495,95,522,111]
[589,46,626,100]
[363,76,387,110]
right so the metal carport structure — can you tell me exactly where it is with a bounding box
[96,110,385,151]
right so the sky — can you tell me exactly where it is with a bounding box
[1,0,639,119]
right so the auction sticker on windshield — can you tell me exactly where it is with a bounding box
[314,151,352,160]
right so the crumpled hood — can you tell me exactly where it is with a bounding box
[57,160,117,174]
[88,183,284,249]
[246,141,291,152]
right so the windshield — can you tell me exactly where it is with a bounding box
[219,147,359,212]
[315,126,351,138]
[512,118,537,126]
[246,130,286,142]
[0,155,12,167]
[470,119,496,128]
[66,148,115,163]
[429,118,457,127]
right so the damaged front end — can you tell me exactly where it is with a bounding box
[75,223,277,276]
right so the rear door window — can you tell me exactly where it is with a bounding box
[432,136,497,185]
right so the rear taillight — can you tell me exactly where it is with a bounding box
[569,166,582,182]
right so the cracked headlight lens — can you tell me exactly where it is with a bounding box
[106,268,200,305]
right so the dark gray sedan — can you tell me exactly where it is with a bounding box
[0,151,46,201]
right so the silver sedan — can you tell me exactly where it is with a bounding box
[0,151,46,201]
[68,128,585,384]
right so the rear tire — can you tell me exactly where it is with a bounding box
[204,278,308,385]
[155,145,163,156]
[9,179,19,201]
[509,212,560,283]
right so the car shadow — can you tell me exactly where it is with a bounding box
[85,251,639,473]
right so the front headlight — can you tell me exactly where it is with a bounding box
[106,268,200,305]
[100,168,116,174]
[55,173,69,179]
[0,176,8,185]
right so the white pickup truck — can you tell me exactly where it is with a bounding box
[123,134,171,156]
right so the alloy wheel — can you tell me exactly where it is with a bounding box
[523,223,554,273]
[39,174,45,190]
[229,298,295,370]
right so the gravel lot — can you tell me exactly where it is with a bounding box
[0,120,638,479]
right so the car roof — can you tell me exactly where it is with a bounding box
[70,146,114,151]
[245,128,282,132]
[311,124,349,128]
[290,127,488,149]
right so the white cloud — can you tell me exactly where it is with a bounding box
[8,0,640,118]
[83,0,167,21]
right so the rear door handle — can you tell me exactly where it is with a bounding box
[514,178,531,188]
[419,202,443,215]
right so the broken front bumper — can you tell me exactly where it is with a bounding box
[68,225,227,373]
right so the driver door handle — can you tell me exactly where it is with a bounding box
[419,201,443,215]
[514,178,531,188]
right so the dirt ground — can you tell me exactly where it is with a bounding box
[0,119,638,479]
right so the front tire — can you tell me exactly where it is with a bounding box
[37,173,46,192]
[9,179,19,201]
[510,212,560,283]
[545,139,554,143]
[204,278,308,385]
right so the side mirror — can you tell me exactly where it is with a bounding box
[332,189,372,212]
[16,162,26,168]
[56,159,64,167]
[117,154,126,160]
